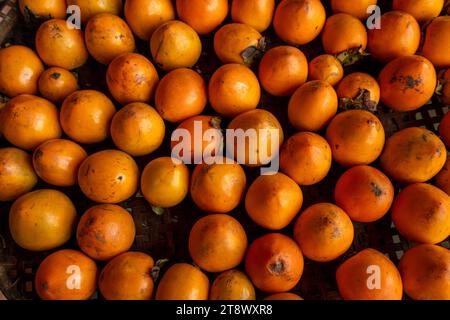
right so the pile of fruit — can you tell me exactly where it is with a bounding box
[0,0,449,300]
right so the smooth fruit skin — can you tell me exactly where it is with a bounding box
[308,54,344,87]
[111,103,165,157]
[77,204,136,261]
[392,183,450,244]
[321,13,367,55]
[190,158,246,213]
[440,110,450,147]
[141,157,189,208]
[288,80,338,132]
[124,0,175,41]
[60,90,116,144]
[9,189,77,251]
[99,252,155,300]
[36,19,89,70]
[335,166,394,223]
[245,173,303,230]
[189,214,248,273]
[150,21,202,71]
[367,11,420,63]
[273,0,326,46]
[0,45,44,97]
[209,64,261,118]
[393,0,444,24]
[67,0,123,25]
[245,233,304,293]
[210,270,256,300]
[336,248,403,300]
[33,139,88,187]
[214,23,262,65]
[399,244,450,300]
[0,148,37,202]
[35,249,98,300]
[422,16,450,68]
[155,263,209,300]
[436,156,450,195]
[379,55,437,112]
[177,0,228,35]
[38,67,78,104]
[231,0,275,32]
[280,132,332,186]
[264,293,303,300]
[107,53,159,106]
[326,110,385,167]
[85,13,136,65]
[331,0,378,20]
[78,150,139,204]
[293,203,354,262]
[380,127,446,183]
[155,68,207,123]
[336,72,380,106]
[2,94,62,150]
[259,46,308,97]
[19,0,67,19]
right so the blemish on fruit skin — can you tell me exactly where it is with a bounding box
[370,182,384,197]
[269,259,285,275]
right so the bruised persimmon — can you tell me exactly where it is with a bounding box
[259,46,308,96]
[60,90,116,144]
[245,233,303,293]
[111,103,165,157]
[367,11,420,63]
[439,109,450,147]
[85,13,135,65]
[77,204,136,261]
[19,0,67,19]
[380,127,446,183]
[393,0,444,24]
[189,214,248,273]
[9,189,77,251]
[124,0,175,41]
[436,156,450,195]
[67,0,123,25]
[264,293,303,300]
[177,0,228,35]
[0,45,44,97]
[156,263,209,300]
[321,13,367,55]
[245,173,303,230]
[335,166,394,223]
[141,157,189,208]
[2,94,62,150]
[273,0,326,46]
[0,148,37,202]
[336,248,403,300]
[214,23,263,65]
[36,19,89,70]
[336,72,380,109]
[190,157,246,213]
[331,0,377,20]
[210,270,256,300]
[38,67,78,104]
[231,0,275,32]
[155,68,207,123]
[280,132,332,186]
[293,203,354,262]
[150,20,202,71]
[379,55,437,112]
[209,64,261,118]
[33,139,87,187]
[288,80,338,132]
[35,249,98,300]
[308,54,344,87]
[78,150,139,204]
[422,16,450,69]
[99,252,154,300]
[392,183,450,244]
[326,110,385,167]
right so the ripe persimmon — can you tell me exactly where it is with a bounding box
[393,0,444,24]
[38,67,78,104]
[293,203,354,262]
[19,0,67,19]
[111,102,165,157]
[259,46,308,96]
[245,233,303,293]
[67,0,123,25]
[210,270,256,300]
[439,110,450,147]
[231,0,275,32]
[264,293,303,300]
[78,150,139,204]
[422,16,450,68]
[209,64,261,118]
[0,45,44,97]
[107,53,159,106]
[177,0,228,35]
[77,204,136,261]
[380,127,446,183]
[9,189,77,251]
[331,0,378,20]
[33,139,87,187]
[436,156,450,195]
[308,54,344,87]
[336,72,380,109]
